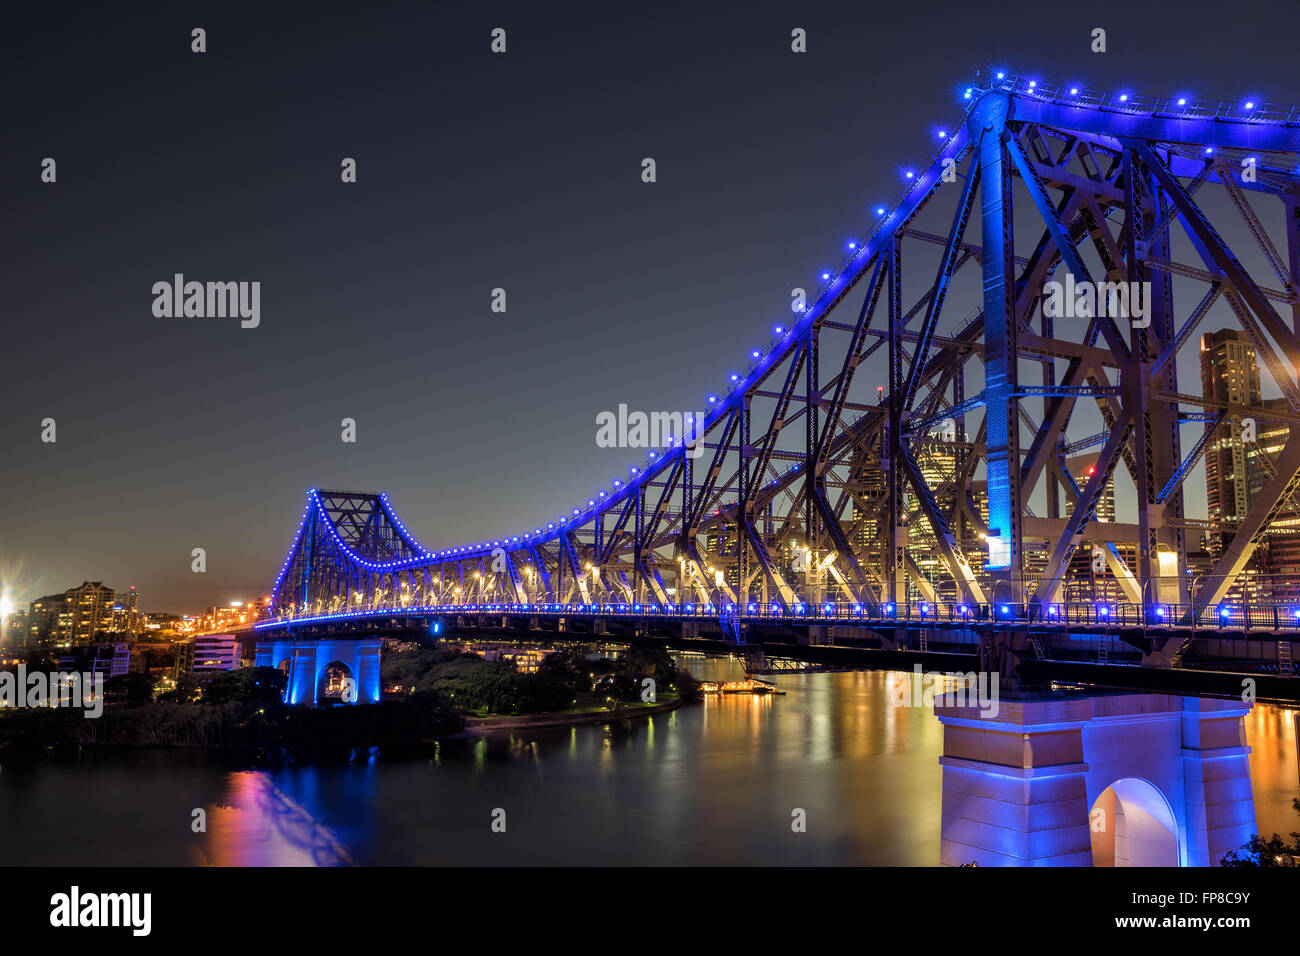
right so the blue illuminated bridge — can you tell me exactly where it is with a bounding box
[252,73,1300,704]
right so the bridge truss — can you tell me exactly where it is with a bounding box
[270,75,1300,624]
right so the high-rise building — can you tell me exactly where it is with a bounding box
[1062,453,1133,601]
[28,581,127,645]
[1199,329,1300,600]
[26,594,68,644]
[1202,329,1264,529]
[65,581,116,643]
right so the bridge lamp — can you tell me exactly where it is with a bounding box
[1027,80,1036,89]
[1154,606,1166,618]
[919,602,929,615]
[822,272,830,280]
[1000,604,1012,617]
[958,604,969,616]
[774,325,783,334]
[1097,604,1109,618]
[1245,101,1255,109]
[876,207,885,216]
[1119,93,1128,102]
[1070,87,1078,95]
[1220,605,1232,620]
[996,72,1004,79]
[904,171,914,179]
[1177,98,1186,106]
[885,603,895,615]
[752,350,761,358]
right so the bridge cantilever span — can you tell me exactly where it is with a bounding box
[266,74,1300,684]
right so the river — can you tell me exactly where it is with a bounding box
[0,657,1295,865]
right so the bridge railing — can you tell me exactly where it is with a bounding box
[989,72,1300,125]
[262,598,1300,633]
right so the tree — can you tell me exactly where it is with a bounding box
[537,647,591,692]
[595,672,640,705]
[202,666,287,705]
[1221,797,1300,866]
[104,672,156,703]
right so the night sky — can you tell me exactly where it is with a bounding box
[2,0,1297,611]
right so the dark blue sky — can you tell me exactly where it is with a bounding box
[2,0,1297,610]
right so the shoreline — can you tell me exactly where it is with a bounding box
[456,696,687,735]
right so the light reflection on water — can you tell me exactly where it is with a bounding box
[197,770,355,866]
[0,658,1295,865]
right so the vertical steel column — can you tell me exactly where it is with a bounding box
[805,328,820,589]
[680,450,692,594]
[737,397,750,605]
[1128,149,1186,604]
[634,484,646,604]
[970,92,1022,598]
[885,237,907,604]
[1287,197,1300,336]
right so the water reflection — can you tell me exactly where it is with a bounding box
[0,660,1295,866]
[197,771,354,866]
[1245,702,1299,838]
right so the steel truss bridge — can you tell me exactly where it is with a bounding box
[262,74,1300,683]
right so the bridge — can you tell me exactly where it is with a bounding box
[254,72,1300,704]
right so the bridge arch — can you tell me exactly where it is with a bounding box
[316,660,355,705]
[254,638,382,707]
[1089,777,1179,867]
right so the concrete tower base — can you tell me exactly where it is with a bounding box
[936,694,1255,867]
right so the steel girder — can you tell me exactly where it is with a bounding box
[268,81,1300,623]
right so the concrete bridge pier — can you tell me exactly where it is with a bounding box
[935,694,1255,867]
[255,637,382,707]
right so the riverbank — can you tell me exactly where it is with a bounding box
[461,696,687,733]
